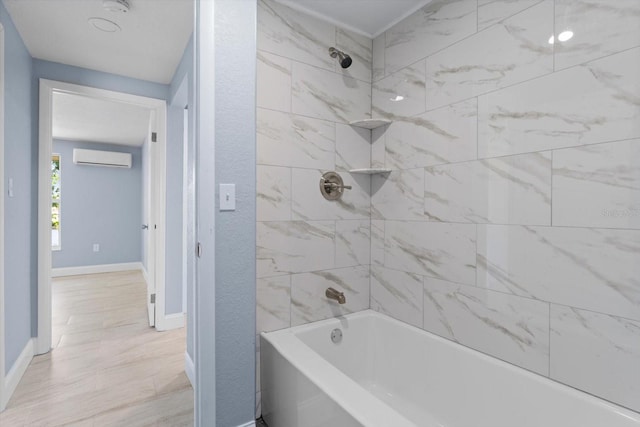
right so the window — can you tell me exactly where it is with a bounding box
[51,154,61,250]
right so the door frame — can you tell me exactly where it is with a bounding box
[0,22,6,410]
[37,79,168,354]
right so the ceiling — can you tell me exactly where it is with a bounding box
[2,0,193,84]
[274,0,433,38]
[53,92,151,146]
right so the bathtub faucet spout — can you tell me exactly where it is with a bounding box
[326,287,346,304]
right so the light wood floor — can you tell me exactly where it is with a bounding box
[0,270,193,426]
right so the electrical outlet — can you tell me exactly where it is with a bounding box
[93,243,100,252]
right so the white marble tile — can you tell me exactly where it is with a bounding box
[550,305,640,413]
[257,0,335,71]
[384,0,477,75]
[292,62,371,124]
[371,220,385,266]
[257,165,291,222]
[256,275,291,333]
[257,108,335,169]
[291,168,370,221]
[372,33,385,82]
[425,0,553,110]
[554,0,640,71]
[384,99,477,170]
[336,28,372,83]
[424,152,552,225]
[553,139,640,229]
[478,0,543,31]
[371,266,423,328]
[372,61,426,119]
[291,266,370,326]
[423,277,550,375]
[371,126,386,169]
[385,221,476,285]
[335,124,371,172]
[257,221,335,278]
[478,47,640,158]
[371,168,424,221]
[257,51,292,112]
[477,225,640,321]
[335,220,370,268]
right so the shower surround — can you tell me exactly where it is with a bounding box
[256,0,640,415]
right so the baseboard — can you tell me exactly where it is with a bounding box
[1,338,34,411]
[141,266,149,285]
[184,351,195,388]
[51,262,143,277]
[236,422,256,427]
[157,312,185,331]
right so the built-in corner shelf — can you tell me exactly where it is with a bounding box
[349,168,392,175]
[347,119,393,176]
[348,118,392,130]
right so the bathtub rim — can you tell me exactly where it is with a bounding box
[261,309,640,424]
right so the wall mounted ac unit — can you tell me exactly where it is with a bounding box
[72,148,132,168]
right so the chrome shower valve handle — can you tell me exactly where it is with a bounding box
[319,171,351,201]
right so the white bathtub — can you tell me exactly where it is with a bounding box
[260,310,640,427]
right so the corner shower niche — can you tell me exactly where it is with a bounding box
[347,118,392,175]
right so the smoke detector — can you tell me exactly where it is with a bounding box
[103,0,130,13]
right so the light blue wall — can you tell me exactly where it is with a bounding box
[33,60,169,101]
[169,35,194,350]
[1,1,35,375]
[165,105,184,315]
[214,1,256,425]
[51,140,142,269]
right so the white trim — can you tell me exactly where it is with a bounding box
[38,79,167,356]
[272,0,433,39]
[185,351,195,388]
[157,312,185,331]
[51,262,143,278]
[0,338,34,411]
[0,22,6,412]
[142,265,149,285]
[236,422,256,427]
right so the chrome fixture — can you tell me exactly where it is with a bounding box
[331,328,343,343]
[329,47,352,69]
[326,287,346,304]
[320,171,351,201]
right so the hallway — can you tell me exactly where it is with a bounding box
[0,270,193,426]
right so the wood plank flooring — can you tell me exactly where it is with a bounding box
[0,270,193,426]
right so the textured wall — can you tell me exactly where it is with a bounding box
[51,140,142,269]
[255,0,374,416]
[369,0,640,413]
[214,0,257,425]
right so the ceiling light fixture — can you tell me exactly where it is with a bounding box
[103,0,130,13]
[88,17,122,33]
[390,95,405,102]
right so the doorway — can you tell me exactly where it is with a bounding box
[37,79,169,354]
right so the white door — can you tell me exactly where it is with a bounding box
[144,111,157,327]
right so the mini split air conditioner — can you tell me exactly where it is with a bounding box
[72,148,132,168]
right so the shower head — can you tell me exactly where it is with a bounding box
[329,47,352,69]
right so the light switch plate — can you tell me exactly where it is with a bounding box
[220,184,236,211]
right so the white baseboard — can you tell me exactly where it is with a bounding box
[157,312,185,331]
[52,262,143,277]
[184,351,195,388]
[141,266,149,285]
[1,338,34,411]
[236,422,256,427]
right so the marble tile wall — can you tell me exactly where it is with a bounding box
[370,0,640,413]
[256,0,373,412]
